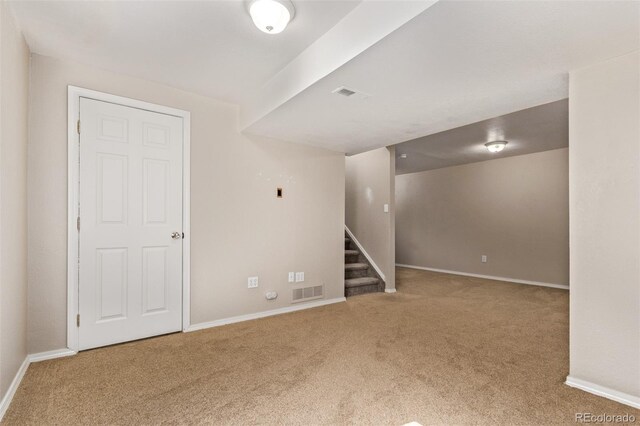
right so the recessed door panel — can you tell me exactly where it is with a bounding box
[143,159,169,225]
[142,246,169,314]
[143,122,170,149]
[96,248,128,321]
[97,153,128,224]
[98,115,129,143]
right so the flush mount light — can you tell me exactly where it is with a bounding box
[485,141,508,153]
[247,0,295,34]
[399,154,408,159]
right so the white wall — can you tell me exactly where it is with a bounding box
[396,148,569,286]
[345,147,395,290]
[568,50,640,400]
[28,54,345,353]
[0,1,29,404]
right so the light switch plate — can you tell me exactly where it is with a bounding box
[288,272,295,283]
[295,272,304,282]
[481,255,487,263]
[383,204,389,213]
[248,276,259,288]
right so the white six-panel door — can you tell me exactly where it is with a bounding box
[78,97,183,350]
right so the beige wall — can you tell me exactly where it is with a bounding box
[396,148,569,285]
[568,51,639,398]
[345,147,395,290]
[28,54,345,353]
[0,2,29,401]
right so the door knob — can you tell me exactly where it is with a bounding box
[171,232,182,240]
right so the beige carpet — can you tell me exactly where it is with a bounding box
[3,268,638,425]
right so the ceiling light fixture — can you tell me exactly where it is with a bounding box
[485,141,508,153]
[247,0,295,35]
[399,154,408,159]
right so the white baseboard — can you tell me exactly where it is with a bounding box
[566,376,640,409]
[28,348,76,363]
[396,264,569,290]
[384,288,397,294]
[345,226,386,281]
[0,358,29,421]
[185,297,347,332]
[0,348,78,421]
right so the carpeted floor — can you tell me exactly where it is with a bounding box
[4,267,638,425]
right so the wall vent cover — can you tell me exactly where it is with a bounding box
[292,284,323,303]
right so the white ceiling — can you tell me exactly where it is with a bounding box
[245,0,639,153]
[8,0,360,105]
[394,99,568,175]
[8,0,639,155]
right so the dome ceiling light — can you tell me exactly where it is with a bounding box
[485,141,508,153]
[247,0,295,35]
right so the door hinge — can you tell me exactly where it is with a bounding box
[77,216,80,231]
[76,314,80,327]
[77,119,81,135]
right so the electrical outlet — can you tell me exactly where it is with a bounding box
[248,276,259,288]
[481,255,487,263]
[288,272,295,283]
[295,272,304,282]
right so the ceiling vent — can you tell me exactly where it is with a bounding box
[332,86,371,100]
[333,87,356,97]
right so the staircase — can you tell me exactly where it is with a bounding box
[344,232,385,297]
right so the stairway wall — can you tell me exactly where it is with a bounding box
[345,147,395,291]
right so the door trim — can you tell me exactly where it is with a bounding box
[67,86,191,353]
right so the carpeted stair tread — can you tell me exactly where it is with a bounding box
[345,263,368,271]
[345,277,379,288]
[343,231,383,296]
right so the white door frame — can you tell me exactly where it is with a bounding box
[67,86,191,353]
